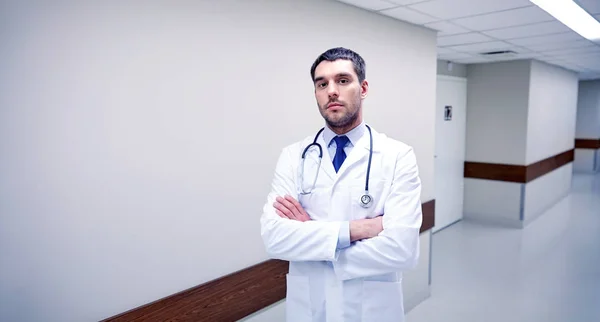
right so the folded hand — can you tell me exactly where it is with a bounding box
[273,195,311,222]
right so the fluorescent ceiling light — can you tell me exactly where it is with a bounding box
[530,0,600,40]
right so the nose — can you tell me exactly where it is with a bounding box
[327,83,339,98]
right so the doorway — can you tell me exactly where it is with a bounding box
[434,75,467,233]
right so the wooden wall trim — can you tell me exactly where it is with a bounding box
[575,139,600,149]
[526,149,574,182]
[100,259,288,322]
[100,199,436,322]
[420,199,435,234]
[464,149,575,183]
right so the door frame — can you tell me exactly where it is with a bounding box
[433,74,467,233]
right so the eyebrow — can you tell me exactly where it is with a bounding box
[314,72,354,83]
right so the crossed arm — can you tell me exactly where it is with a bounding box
[260,146,422,280]
[273,195,384,243]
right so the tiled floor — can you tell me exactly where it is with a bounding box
[406,172,600,322]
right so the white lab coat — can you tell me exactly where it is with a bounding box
[260,125,423,322]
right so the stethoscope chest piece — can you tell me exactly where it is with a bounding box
[360,193,373,208]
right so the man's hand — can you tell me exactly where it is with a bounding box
[273,195,311,222]
[350,216,383,242]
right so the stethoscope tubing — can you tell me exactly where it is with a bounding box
[300,125,373,207]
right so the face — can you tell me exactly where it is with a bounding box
[313,59,368,134]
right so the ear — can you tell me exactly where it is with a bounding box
[360,80,369,99]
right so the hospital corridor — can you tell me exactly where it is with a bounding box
[406,172,600,322]
[1,0,600,321]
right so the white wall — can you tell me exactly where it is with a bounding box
[463,61,530,227]
[437,59,467,78]
[526,60,578,164]
[465,60,531,165]
[0,1,437,321]
[463,179,523,227]
[523,164,573,225]
[574,149,597,172]
[522,61,577,223]
[575,80,600,139]
[464,59,578,228]
[574,80,600,173]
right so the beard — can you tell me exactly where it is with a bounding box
[319,96,361,130]
[323,105,359,128]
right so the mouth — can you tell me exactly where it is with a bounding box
[327,103,343,109]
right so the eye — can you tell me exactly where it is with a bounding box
[339,78,349,84]
[318,82,328,88]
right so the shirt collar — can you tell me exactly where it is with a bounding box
[323,121,366,148]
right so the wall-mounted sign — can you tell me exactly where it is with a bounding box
[444,105,452,121]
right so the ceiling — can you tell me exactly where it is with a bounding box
[335,0,600,80]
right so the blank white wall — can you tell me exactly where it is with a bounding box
[465,61,531,165]
[575,80,600,139]
[0,1,437,321]
[526,61,578,164]
[574,80,599,173]
[463,179,523,227]
[523,164,573,225]
[574,147,599,173]
[436,59,467,78]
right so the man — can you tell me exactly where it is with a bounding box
[260,47,423,322]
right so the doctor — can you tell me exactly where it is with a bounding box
[260,47,423,322]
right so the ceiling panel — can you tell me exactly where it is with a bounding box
[537,57,570,66]
[332,0,600,80]
[379,6,440,24]
[439,53,477,61]
[407,0,532,20]
[576,0,600,14]
[336,0,398,11]
[481,21,572,40]
[560,64,589,72]
[452,56,494,64]
[563,53,600,64]
[444,40,518,53]
[579,72,600,80]
[424,21,470,36]
[523,39,597,51]
[437,47,462,54]
[385,0,431,5]
[550,47,600,58]
[507,32,586,46]
[437,32,494,46]
[484,52,540,62]
[450,6,555,30]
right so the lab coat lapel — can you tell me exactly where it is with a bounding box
[317,134,337,181]
[334,131,370,180]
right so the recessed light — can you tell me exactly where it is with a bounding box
[530,0,600,40]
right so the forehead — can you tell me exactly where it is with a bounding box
[314,59,357,79]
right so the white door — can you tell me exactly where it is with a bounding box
[433,75,467,233]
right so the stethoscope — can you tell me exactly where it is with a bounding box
[299,124,374,208]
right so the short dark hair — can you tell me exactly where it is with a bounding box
[310,47,366,83]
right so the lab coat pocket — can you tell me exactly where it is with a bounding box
[361,280,404,322]
[286,274,312,322]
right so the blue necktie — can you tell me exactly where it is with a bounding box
[332,135,350,173]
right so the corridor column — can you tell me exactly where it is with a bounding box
[574,80,600,173]
[463,60,579,228]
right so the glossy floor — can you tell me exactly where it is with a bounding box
[406,172,600,322]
